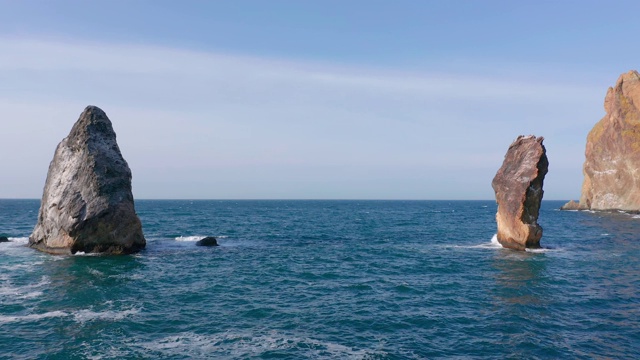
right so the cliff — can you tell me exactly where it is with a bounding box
[565,70,640,211]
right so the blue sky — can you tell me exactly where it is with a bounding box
[1,1,639,199]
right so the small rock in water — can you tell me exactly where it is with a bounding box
[560,200,585,211]
[0,236,9,243]
[196,237,218,247]
[492,135,548,251]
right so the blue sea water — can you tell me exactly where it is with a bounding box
[1,199,639,359]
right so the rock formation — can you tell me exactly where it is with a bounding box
[0,236,9,243]
[492,135,548,250]
[560,200,585,211]
[29,106,146,255]
[563,70,640,211]
[196,236,218,246]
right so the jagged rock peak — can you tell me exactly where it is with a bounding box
[29,106,146,255]
[492,135,548,250]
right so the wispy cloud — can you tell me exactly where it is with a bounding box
[0,37,602,199]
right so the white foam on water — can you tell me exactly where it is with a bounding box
[0,275,50,300]
[175,235,227,241]
[633,215,640,219]
[139,331,382,359]
[73,308,140,323]
[450,234,504,250]
[18,291,44,299]
[0,237,30,252]
[73,252,102,256]
[0,310,67,324]
[88,268,105,277]
[525,247,563,253]
[175,236,205,242]
[0,261,44,271]
[8,237,29,244]
[108,273,144,281]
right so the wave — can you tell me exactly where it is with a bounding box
[0,307,139,325]
[0,275,50,301]
[450,234,504,250]
[472,234,504,249]
[0,310,67,324]
[73,308,140,323]
[175,235,228,241]
[8,237,29,244]
[525,247,563,253]
[0,237,30,248]
[138,331,383,359]
[0,261,45,271]
[175,236,205,242]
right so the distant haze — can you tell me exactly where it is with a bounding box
[2,1,639,200]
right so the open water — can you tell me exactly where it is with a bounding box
[0,199,639,359]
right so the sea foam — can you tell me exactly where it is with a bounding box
[138,331,382,359]
[0,311,67,324]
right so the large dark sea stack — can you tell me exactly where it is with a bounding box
[492,135,548,250]
[563,70,640,211]
[29,106,146,255]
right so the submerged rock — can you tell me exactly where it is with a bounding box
[565,70,640,211]
[0,236,9,243]
[196,236,218,246]
[29,106,146,255]
[492,135,548,250]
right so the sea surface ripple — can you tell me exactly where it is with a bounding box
[1,200,639,359]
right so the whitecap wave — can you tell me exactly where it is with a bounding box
[473,234,504,249]
[0,261,44,271]
[0,275,50,300]
[73,252,102,256]
[73,308,140,323]
[0,310,67,324]
[8,237,29,244]
[525,247,562,253]
[175,236,205,242]
[446,234,504,250]
[0,306,141,325]
[88,268,105,277]
[138,331,382,358]
[175,235,227,241]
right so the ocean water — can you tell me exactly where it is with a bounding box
[1,199,639,359]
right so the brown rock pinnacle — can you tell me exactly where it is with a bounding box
[492,135,548,250]
[564,70,640,211]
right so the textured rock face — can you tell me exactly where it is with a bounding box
[492,135,548,250]
[29,106,146,254]
[566,70,640,211]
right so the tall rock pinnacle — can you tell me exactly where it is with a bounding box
[29,106,146,254]
[492,135,548,250]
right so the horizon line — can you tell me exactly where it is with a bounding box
[0,198,573,202]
